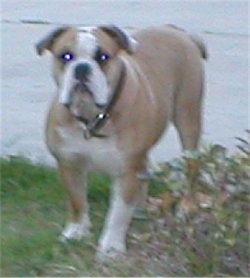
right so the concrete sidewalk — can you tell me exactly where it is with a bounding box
[1,0,249,165]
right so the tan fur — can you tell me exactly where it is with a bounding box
[36,24,207,255]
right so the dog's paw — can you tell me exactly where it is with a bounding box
[95,247,126,263]
[59,222,91,242]
[95,240,126,262]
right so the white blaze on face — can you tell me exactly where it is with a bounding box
[78,31,98,57]
[59,30,110,107]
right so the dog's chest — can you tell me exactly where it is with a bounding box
[54,125,125,175]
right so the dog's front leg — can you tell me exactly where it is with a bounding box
[97,171,147,259]
[58,163,91,241]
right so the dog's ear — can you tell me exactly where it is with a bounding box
[99,25,138,54]
[35,26,71,56]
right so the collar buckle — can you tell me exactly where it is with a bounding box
[83,113,110,139]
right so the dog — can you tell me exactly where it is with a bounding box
[36,24,207,258]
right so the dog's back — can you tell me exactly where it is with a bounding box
[132,24,207,150]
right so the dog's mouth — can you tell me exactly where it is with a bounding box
[74,80,88,90]
[69,81,105,108]
[72,80,92,98]
[66,82,104,124]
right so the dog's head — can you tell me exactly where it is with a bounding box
[36,25,137,121]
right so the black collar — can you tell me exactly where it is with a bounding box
[82,60,127,139]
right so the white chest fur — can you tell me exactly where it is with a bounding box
[54,124,125,176]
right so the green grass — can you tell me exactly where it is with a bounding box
[1,143,250,276]
[1,157,159,277]
[1,157,110,277]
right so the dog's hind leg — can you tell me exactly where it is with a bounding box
[174,100,202,151]
[58,163,91,241]
[173,76,204,151]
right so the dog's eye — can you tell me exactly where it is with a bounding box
[95,48,110,65]
[60,52,75,63]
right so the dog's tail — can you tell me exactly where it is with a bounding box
[190,34,208,60]
[166,24,208,60]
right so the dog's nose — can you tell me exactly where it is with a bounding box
[74,63,91,81]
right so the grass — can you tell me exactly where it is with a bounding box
[1,139,250,276]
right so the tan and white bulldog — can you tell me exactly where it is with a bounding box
[36,24,207,258]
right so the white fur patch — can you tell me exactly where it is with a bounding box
[59,62,76,105]
[97,180,134,257]
[60,213,91,241]
[78,32,98,57]
[55,124,125,175]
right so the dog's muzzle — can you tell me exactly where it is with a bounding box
[65,60,127,139]
[72,62,93,98]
